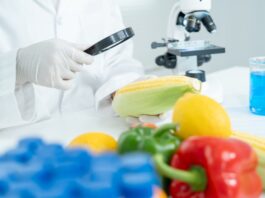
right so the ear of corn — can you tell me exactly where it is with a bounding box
[232,131,265,190]
[112,76,201,117]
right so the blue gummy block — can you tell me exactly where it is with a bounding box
[121,153,161,186]
[53,149,92,179]
[3,148,33,164]
[0,179,9,196]
[60,181,87,198]
[90,153,121,175]
[5,182,37,198]
[120,153,160,198]
[39,180,88,198]
[0,138,161,198]
[121,173,154,198]
[121,153,156,173]
[34,144,65,161]
[8,189,35,198]
[86,180,119,198]
[32,163,58,188]
[18,138,45,152]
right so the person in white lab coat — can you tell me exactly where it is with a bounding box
[0,0,163,129]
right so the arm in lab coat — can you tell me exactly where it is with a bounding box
[0,50,39,129]
[0,49,53,129]
[95,0,145,108]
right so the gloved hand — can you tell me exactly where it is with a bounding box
[125,113,169,125]
[16,39,93,90]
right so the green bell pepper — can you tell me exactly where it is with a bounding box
[118,123,181,162]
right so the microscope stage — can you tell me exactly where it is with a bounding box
[168,41,225,57]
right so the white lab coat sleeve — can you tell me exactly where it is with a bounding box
[0,50,48,129]
[95,0,144,109]
[0,50,24,128]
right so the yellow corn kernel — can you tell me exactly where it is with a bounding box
[116,76,200,94]
[232,131,265,151]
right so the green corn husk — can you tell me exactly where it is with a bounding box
[256,149,265,190]
[112,76,201,117]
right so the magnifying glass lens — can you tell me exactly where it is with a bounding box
[85,27,134,56]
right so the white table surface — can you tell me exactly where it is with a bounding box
[210,66,265,136]
[0,66,264,197]
[0,110,129,152]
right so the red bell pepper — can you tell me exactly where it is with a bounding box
[154,137,262,198]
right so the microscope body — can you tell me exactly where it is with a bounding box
[152,0,224,71]
[152,0,225,103]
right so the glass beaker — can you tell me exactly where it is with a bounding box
[250,57,265,115]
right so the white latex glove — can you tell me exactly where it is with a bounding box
[125,113,168,125]
[16,39,93,90]
[122,75,169,125]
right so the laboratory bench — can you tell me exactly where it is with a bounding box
[0,66,264,154]
[0,66,264,197]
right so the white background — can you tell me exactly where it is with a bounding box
[118,0,265,72]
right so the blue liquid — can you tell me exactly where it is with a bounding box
[250,72,265,115]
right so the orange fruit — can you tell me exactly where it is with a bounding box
[131,123,157,129]
[172,94,232,139]
[153,187,167,198]
[69,132,117,153]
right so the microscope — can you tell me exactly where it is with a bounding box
[152,0,225,102]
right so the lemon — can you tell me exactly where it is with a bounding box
[69,132,117,153]
[172,94,232,139]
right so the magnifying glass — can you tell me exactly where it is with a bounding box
[84,27,135,56]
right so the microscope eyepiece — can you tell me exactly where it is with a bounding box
[201,15,217,33]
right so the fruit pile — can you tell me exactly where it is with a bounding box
[2,76,264,198]
[71,93,265,198]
